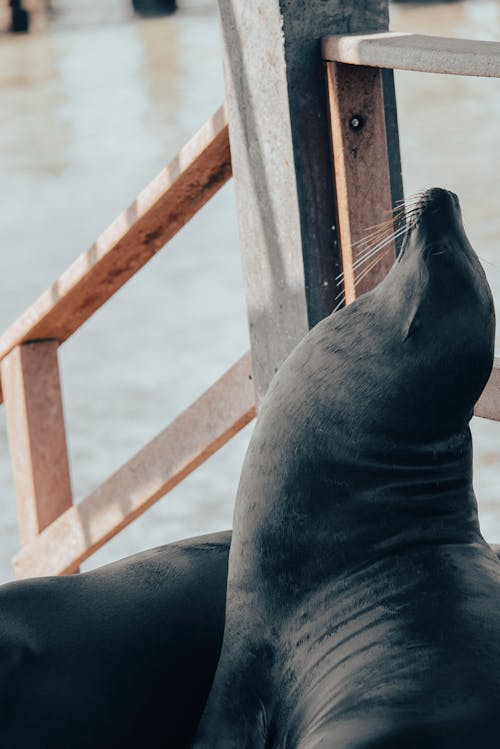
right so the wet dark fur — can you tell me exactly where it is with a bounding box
[0,531,230,749]
[194,188,500,748]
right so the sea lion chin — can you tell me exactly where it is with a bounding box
[193,188,500,749]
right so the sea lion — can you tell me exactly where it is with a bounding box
[0,530,230,749]
[193,187,500,748]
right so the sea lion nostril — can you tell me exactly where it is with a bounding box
[416,189,460,223]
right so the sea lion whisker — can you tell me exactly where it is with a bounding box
[355,219,409,252]
[353,221,400,248]
[351,226,407,269]
[358,217,402,237]
[390,192,426,223]
[389,203,414,220]
[477,254,498,268]
[390,201,418,217]
[334,231,405,285]
[351,229,396,252]
[332,294,346,313]
[358,191,424,242]
[336,226,406,287]
[335,241,388,282]
[354,245,393,287]
[349,228,404,269]
[342,241,389,272]
[394,191,425,206]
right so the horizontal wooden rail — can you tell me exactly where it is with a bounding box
[475,358,500,422]
[13,353,256,578]
[0,104,230,404]
[322,33,500,78]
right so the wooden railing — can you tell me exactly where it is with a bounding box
[3,26,500,579]
[322,31,500,421]
[1,106,258,578]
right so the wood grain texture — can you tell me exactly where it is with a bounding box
[326,62,395,304]
[475,358,500,421]
[0,105,231,404]
[1,341,73,547]
[13,353,256,578]
[322,32,500,78]
[218,0,392,403]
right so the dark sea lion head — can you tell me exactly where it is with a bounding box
[257,187,495,455]
[374,186,495,438]
[231,187,495,583]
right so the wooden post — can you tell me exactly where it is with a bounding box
[217,0,401,402]
[326,62,397,303]
[1,341,74,566]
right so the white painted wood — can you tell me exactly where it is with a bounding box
[322,33,500,78]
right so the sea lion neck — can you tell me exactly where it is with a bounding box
[229,187,494,594]
[234,365,478,587]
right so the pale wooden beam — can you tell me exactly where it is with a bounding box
[1,341,74,550]
[326,62,395,303]
[475,358,500,422]
[322,33,500,78]
[13,353,256,579]
[0,106,231,404]
[217,0,400,402]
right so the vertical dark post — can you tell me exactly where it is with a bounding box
[218,0,398,403]
[9,0,30,33]
[132,0,177,17]
[382,69,405,253]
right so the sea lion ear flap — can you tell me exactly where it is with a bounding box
[402,299,421,340]
[401,263,430,341]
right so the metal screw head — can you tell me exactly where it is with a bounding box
[349,114,364,130]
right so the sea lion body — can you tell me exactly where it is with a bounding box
[194,188,500,748]
[0,530,230,749]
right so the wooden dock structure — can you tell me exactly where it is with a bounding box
[2,0,500,578]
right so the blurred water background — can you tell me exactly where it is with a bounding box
[0,0,499,582]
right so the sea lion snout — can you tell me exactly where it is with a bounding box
[404,187,463,249]
[420,186,459,213]
[373,186,494,431]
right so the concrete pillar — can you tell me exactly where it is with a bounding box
[218,0,402,402]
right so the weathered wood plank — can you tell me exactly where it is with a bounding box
[1,341,73,547]
[322,32,500,78]
[475,358,500,421]
[218,0,396,402]
[326,62,395,304]
[13,353,256,579]
[0,105,231,404]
